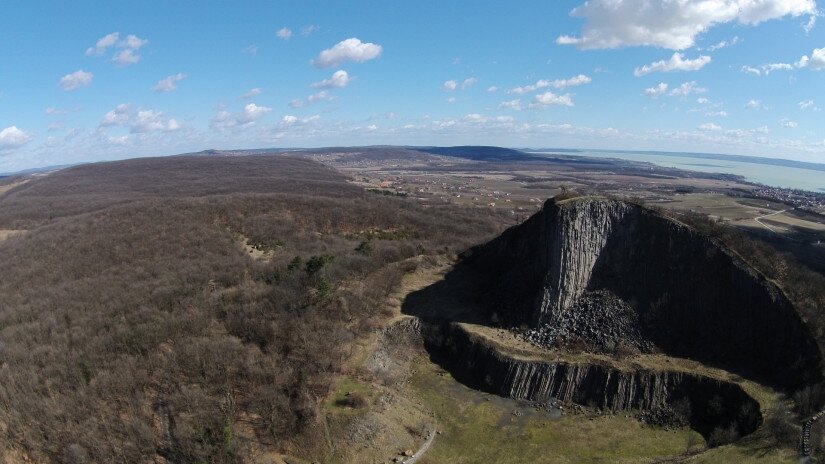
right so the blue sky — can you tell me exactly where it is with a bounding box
[0,0,824,172]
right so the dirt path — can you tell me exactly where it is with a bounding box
[754,209,788,234]
[403,429,436,464]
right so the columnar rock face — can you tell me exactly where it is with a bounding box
[467,197,822,389]
[427,323,761,438]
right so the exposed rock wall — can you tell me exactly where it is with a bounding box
[467,197,822,389]
[425,322,761,439]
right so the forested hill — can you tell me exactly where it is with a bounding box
[0,154,509,463]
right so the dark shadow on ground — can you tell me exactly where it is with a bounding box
[400,262,490,324]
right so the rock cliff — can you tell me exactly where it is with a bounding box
[466,197,822,390]
[424,322,761,440]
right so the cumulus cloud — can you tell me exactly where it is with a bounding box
[277,27,293,39]
[780,118,798,128]
[311,38,382,68]
[487,86,498,92]
[99,104,183,133]
[59,70,93,91]
[634,53,711,76]
[0,126,32,150]
[644,82,669,97]
[799,99,820,110]
[796,47,825,69]
[510,74,592,94]
[698,122,722,131]
[498,99,523,110]
[241,88,262,99]
[311,70,352,89]
[211,103,272,130]
[111,34,148,66]
[669,81,707,97]
[555,0,816,50]
[113,49,140,66]
[442,77,477,91]
[530,91,574,107]
[121,34,148,50]
[746,99,763,109]
[307,90,334,103]
[741,62,794,75]
[85,32,119,55]
[152,73,186,92]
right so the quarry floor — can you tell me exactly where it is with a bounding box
[300,259,799,464]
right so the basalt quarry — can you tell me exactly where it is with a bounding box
[415,196,825,444]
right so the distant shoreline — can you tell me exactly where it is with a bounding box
[524,148,825,173]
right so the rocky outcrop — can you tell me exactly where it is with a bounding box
[466,197,822,390]
[424,322,761,440]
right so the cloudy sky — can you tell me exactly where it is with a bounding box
[1,0,824,172]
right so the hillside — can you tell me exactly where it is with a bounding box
[0,155,510,463]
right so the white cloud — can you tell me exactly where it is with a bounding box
[799,99,820,110]
[277,27,293,39]
[243,103,272,119]
[669,81,707,97]
[90,34,147,66]
[301,25,320,36]
[746,99,763,109]
[311,70,352,89]
[85,32,119,55]
[698,122,722,131]
[307,90,334,103]
[311,38,383,68]
[555,0,816,50]
[281,115,299,125]
[644,82,669,97]
[210,103,272,131]
[487,86,498,92]
[152,73,186,92]
[530,91,574,107]
[803,14,817,34]
[241,88,262,99]
[59,70,93,91]
[634,53,711,76]
[796,47,825,69]
[706,110,729,117]
[113,49,140,66]
[510,74,592,94]
[697,97,709,104]
[120,34,148,50]
[288,99,305,108]
[741,62,794,75]
[243,45,259,55]
[701,36,741,51]
[100,104,182,133]
[0,126,32,150]
[442,77,477,91]
[498,99,523,110]
[780,118,798,128]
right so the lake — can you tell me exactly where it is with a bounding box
[537,150,825,193]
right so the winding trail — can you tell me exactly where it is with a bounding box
[403,429,436,464]
[754,208,787,234]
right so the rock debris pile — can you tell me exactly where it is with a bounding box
[518,290,654,354]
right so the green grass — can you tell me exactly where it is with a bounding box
[324,376,375,416]
[408,355,705,464]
